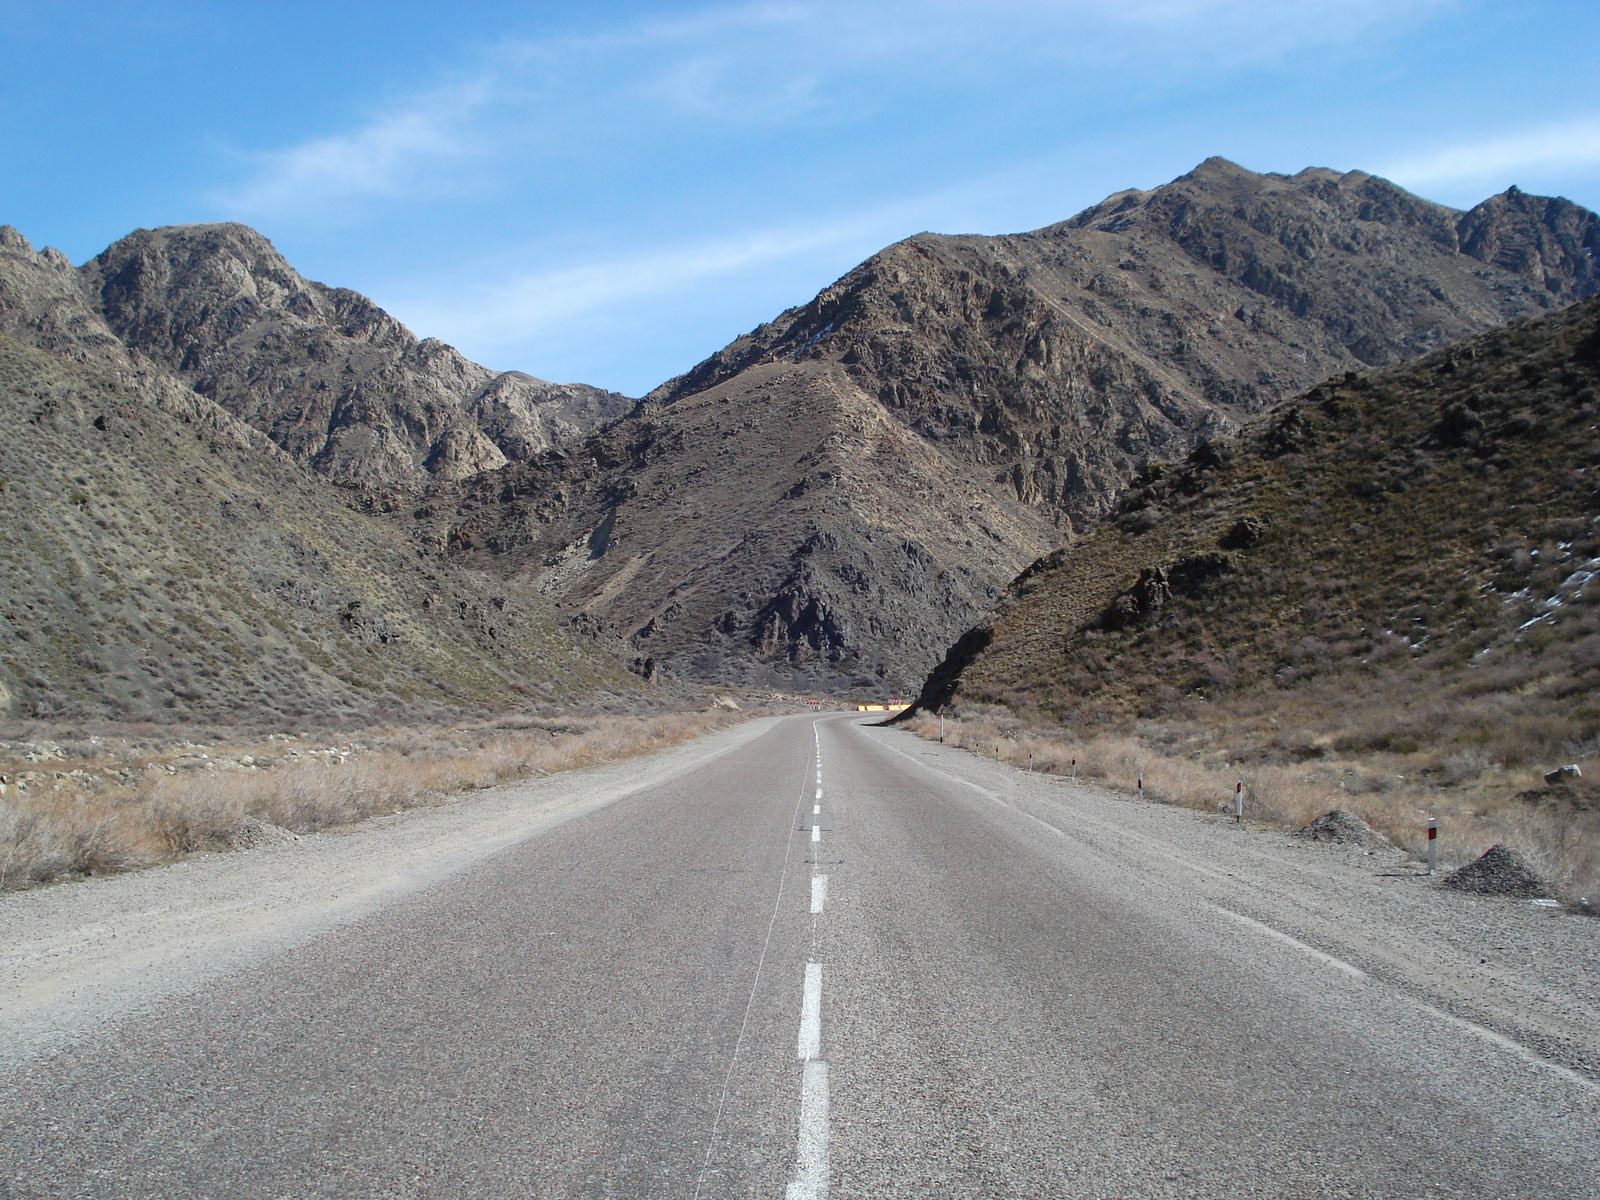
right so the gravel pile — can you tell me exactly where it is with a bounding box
[1294,809,1392,849]
[219,819,300,851]
[1440,844,1552,899]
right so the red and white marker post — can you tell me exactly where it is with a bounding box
[1427,817,1438,875]
[1234,780,1244,823]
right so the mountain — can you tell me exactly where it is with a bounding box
[8,160,1596,701]
[905,293,1600,771]
[78,223,632,489]
[414,160,1600,690]
[0,228,638,723]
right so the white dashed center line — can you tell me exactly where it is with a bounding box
[785,1061,830,1200]
[786,721,832,1198]
[797,961,823,1060]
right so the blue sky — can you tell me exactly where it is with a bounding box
[3,1,1598,396]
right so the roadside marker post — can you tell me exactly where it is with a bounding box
[1234,780,1243,823]
[1136,772,1144,801]
[1070,758,1077,783]
[1427,817,1438,875]
[939,714,944,743]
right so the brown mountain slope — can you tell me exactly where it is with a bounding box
[418,361,1062,691]
[0,334,639,723]
[419,161,1599,690]
[909,294,1600,771]
[648,160,1596,530]
[77,224,631,488]
[0,232,637,723]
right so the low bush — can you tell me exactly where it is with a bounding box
[906,712,1599,908]
[0,709,744,890]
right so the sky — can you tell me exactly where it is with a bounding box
[2,1,1598,397]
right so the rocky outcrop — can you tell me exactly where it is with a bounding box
[903,293,1600,778]
[77,224,631,488]
[421,161,1600,688]
[1454,187,1600,293]
[0,331,636,722]
[0,226,134,369]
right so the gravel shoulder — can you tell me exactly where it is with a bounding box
[861,722,1600,1084]
[5,711,1594,1086]
[0,716,780,1071]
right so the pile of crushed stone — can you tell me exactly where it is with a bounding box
[1440,844,1552,899]
[1294,809,1392,849]
[219,819,301,851]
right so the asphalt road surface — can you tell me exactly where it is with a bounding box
[1,714,1596,1198]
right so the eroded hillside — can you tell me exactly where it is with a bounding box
[418,160,1599,689]
[79,224,632,488]
[0,228,638,722]
[914,294,1600,773]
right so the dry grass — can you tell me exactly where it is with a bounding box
[906,711,1600,909]
[0,709,749,890]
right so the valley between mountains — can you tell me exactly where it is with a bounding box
[4,157,1597,721]
[4,157,1600,906]
[4,151,1600,1197]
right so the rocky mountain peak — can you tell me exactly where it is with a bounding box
[0,225,132,369]
[1455,186,1600,293]
[74,223,631,489]
[430,162,1600,691]
[86,222,333,357]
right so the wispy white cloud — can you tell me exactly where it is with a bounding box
[214,76,495,219]
[214,0,1455,222]
[389,157,1078,357]
[1380,116,1600,190]
[395,211,898,351]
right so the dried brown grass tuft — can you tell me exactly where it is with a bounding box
[906,712,1600,908]
[0,710,744,890]
[0,788,162,888]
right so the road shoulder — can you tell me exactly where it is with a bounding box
[0,715,781,1070]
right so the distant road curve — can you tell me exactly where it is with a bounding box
[1,714,1595,1198]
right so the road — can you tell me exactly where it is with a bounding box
[1,713,1596,1198]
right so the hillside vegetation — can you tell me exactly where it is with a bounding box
[419,161,1599,689]
[915,294,1600,807]
[0,336,636,724]
[0,708,753,890]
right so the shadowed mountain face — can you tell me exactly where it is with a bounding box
[5,160,1597,701]
[78,224,632,488]
[0,228,636,722]
[908,293,1600,770]
[417,160,1600,690]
